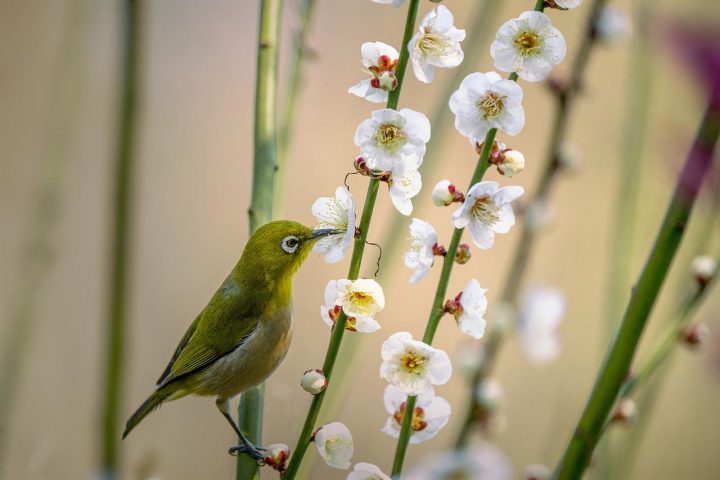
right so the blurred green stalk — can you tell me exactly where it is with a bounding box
[551,102,720,480]
[282,2,421,478]
[100,1,142,478]
[0,3,88,478]
[455,0,609,447]
[237,0,283,478]
[274,0,316,218]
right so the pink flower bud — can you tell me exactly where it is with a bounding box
[455,243,472,264]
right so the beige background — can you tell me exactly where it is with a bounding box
[1,0,719,478]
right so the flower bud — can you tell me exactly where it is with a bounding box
[432,180,463,206]
[377,70,398,92]
[455,243,472,264]
[301,369,328,395]
[354,156,369,175]
[264,443,290,472]
[432,242,447,256]
[691,255,716,286]
[474,378,503,410]
[525,464,550,480]
[497,149,525,177]
[593,6,631,44]
[610,398,637,425]
[682,322,709,348]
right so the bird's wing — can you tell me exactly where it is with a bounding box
[156,313,201,385]
[156,279,259,389]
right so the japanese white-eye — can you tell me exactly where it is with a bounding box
[123,220,339,459]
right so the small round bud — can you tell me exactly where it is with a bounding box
[497,149,525,177]
[264,443,290,472]
[354,156,369,175]
[682,322,710,348]
[432,242,447,256]
[432,180,454,206]
[455,243,472,264]
[301,369,328,395]
[377,70,398,92]
[611,398,637,425]
[557,144,582,173]
[691,255,716,286]
[474,378,503,410]
[593,6,631,44]
[525,464,550,480]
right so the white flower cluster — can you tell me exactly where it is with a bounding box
[307,1,577,473]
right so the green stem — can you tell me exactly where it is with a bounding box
[237,1,283,478]
[551,103,720,480]
[456,0,607,447]
[282,2,420,478]
[391,133,495,477]
[100,1,141,477]
[274,0,316,218]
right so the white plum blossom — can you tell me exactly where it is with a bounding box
[517,286,565,363]
[348,463,392,480]
[555,0,583,9]
[349,42,399,103]
[452,181,524,249]
[403,218,439,283]
[380,332,452,395]
[455,279,489,339]
[594,7,632,44]
[432,180,454,206]
[314,422,354,469]
[312,187,356,263]
[321,280,381,333]
[371,0,404,6]
[382,384,451,444]
[404,443,512,480]
[409,5,466,83]
[388,157,422,216]
[449,72,525,146]
[334,278,385,320]
[354,108,431,171]
[491,11,567,82]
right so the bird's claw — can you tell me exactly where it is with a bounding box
[228,444,267,465]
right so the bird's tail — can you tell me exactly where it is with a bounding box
[122,389,170,439]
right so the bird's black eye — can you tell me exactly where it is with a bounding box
[281,235,300,254]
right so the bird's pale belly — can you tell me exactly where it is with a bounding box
[191,308,293,399]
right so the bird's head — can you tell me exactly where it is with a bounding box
[238,220,342,285]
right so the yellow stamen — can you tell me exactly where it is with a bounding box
[374,122,406,153]
[400,350,426,373]
[514,31,542,56]
[477,92,504,119]
[470,195,500,226]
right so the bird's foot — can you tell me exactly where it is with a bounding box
[229,443,267,465]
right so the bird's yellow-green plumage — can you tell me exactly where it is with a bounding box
[123,220,337,441]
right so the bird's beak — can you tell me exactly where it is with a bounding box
[307,228,343,241]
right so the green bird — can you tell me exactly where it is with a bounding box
[123,220,339,460]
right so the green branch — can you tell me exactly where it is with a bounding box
[282,2,420,478]
[100,1,142,477]
[237,1,283,478]
[551,102,720,480]
[455,0,608,447]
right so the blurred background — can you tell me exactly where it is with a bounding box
[1,0,719,478]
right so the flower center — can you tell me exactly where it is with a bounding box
[400,350,426,374]
[470,195,500,225]
[514,31,542,56]
[477,92,504,119]
[393,402,428,432]
[374,122,406,153]
[416,29,447,57]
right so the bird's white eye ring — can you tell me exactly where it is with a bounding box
[281,235,300,254]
